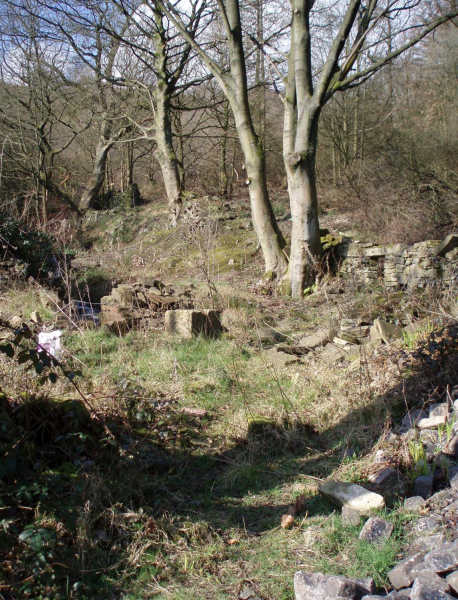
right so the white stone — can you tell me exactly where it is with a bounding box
[319,480,385,515]
[418,415,447,429]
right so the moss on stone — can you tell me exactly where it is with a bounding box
[278,276,292,296]
[321,233,343,251]
[247,416,277,438]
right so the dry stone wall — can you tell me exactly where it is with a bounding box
[339,234,458,290]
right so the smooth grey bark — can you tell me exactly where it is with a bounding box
[221,0,287,276]
[155,87,182,226]
[219,101,230,196]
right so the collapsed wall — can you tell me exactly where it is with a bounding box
[338,234,458,290]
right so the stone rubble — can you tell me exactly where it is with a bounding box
[100,279,194,334]
[294,383,458,600]
[264,313,431,369]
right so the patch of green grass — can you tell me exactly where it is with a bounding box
[402,320,434,350]
[313,510,408,587]
[1,286,55,322]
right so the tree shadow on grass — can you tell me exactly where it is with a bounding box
[2,325,456,598]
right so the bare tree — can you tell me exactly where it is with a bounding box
[279,0,458,295]
[0,1,86,220]
[78,16,132,211]
[155,0,288,275]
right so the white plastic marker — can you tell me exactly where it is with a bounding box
[38,330,63,358]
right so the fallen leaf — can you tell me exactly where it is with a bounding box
[239,586,256,600]
[181,407,208,418]
[294,494,306,513]
[226,538,239,545]
[281,494,307,529]
[281,514,295,529]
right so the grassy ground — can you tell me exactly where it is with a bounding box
[2,289,446,599]
[1,203,457,599]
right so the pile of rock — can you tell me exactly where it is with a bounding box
[264,316,423,367]
[295,530,458,598]
[339,233,458,291]
[292,386,458,599]
[399,399,458,499]
[295,483,458,598]
[100,279,193,334]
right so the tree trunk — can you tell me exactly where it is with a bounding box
[154,91,182,227]
[285,132,321,297]
[153,10,183,228]
[219,102,229,196]
[80,141,113,211]
[234,104,287,275]
[283,38,322,296]
[282,0,323,296]
[226,0,287,276]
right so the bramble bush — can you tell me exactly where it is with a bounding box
[0,210,56,278]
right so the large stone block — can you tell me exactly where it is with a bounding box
[165,309,222,338]
[100,304,131,334]
[434,234,458,257]
[111,284,136,307]
[373,318,403,344]
[319,480,385,515]
[299,328,333,350]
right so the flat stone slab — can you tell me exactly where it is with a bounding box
[433,234,458,257]
[319,481,385,515]
[410,582,453,599]
[318,344,345,364]
[298,329,331,350]
[388,552,426,589]
[373,318,403,344]
[359,517,394,544]
[368,467,398,486]
[411,569,450,594]
[418,415,447,429]
[424,541,458,573]
[405,496,426,512]
[264,346,301,367]
[410,534,446,555]
[415,517,439,535]
[165,309,222,338]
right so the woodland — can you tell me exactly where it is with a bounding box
[0,0,457,293]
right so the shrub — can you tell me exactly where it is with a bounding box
[0,210,56,278]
